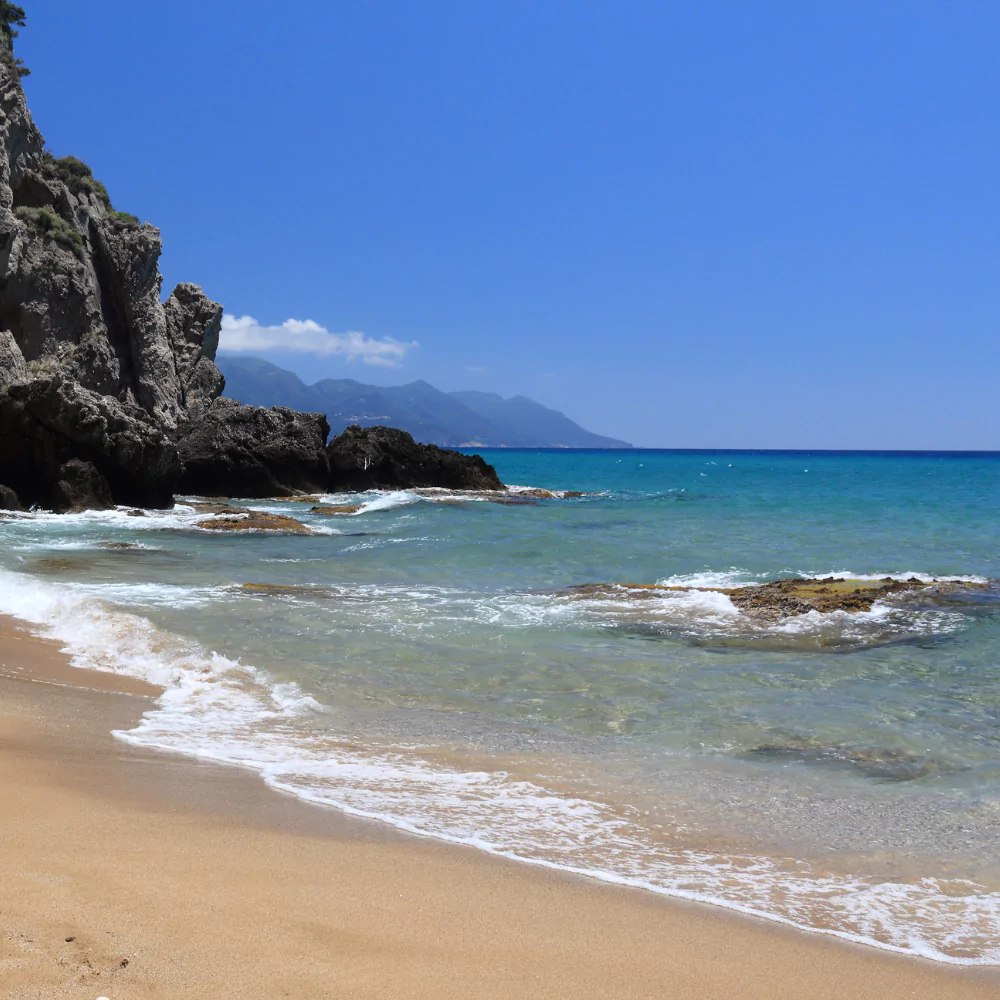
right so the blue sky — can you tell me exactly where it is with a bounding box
[20,1,1000,448]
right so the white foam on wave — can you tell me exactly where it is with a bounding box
[63,581,225,610]
[0,565,997,966]
[805,569,991,585]
[656,568,993,590]
[27,505,207,532]
[656,568,768,589]
[354,491,422,514]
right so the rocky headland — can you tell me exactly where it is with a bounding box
[0,12,504,512]
[326,424,505,492]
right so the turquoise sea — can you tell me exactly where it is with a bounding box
[1,449,999,964]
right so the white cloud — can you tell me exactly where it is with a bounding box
[218,315,416,367]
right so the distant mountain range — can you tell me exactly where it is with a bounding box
[216,357,631,449]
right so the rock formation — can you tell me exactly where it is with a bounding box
[0,18,226,509]
[327,425,505,492]
[571,576,989,624]
[176,398,330,498]
[195,511,316,534]
[0,14,330,509]
[0,15,507,509]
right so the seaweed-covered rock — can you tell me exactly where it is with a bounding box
[176,397,331,498]
[195,512,315,534]
[327,424,505,491]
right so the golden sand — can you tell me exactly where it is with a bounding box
[0,616,996,999]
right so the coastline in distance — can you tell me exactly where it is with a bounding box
[216,355,632,449]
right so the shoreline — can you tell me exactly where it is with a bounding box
[1,615,998,998]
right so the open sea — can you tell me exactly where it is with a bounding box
[1,449,999,965]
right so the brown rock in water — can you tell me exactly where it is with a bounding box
[568,576,981,624]
[746,741,941,781]
[327,425,505,492]
[195,512,315,535]
[310,504,362,515]
[186,501,251,515]
[720,577,925,622]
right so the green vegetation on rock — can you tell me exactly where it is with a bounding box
[0,2,29,79]
[108,209,141,226]
[14,205,84,256]
[40,153,112,208]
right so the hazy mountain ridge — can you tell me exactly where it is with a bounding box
[217,356,631,448]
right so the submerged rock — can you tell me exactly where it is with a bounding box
[745,740,948,782]
[327,425,505,491]
[176,398,331,498]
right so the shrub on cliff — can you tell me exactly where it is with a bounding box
[108,209,141,225]
[14,205,84,256]
[0,1,29,80]
[40,153,112,208]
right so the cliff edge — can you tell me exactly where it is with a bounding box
[0,7,329,509]
[0,9,502,509]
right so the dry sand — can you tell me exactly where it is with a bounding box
[0,616,997,999]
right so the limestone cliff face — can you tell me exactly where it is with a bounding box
[0,46,231,509]
[0,59,224,429]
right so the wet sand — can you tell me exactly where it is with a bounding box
[1,615,997,999]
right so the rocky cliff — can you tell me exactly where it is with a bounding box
[0,14,502,509]
[0,15,328,509]
[328,425,505,491]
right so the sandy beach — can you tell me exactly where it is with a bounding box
[0,615,995,999]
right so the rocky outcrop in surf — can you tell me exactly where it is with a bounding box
[572,576,987,624]
[327,425,506,492]
[176,399,331,498]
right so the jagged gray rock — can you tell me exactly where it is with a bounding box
[164,281,225,413]
[0,484,22,510]
[50,457,113,513]
[0,29,233,509]
[0,327,26,385]
[0,373,180,509]
[328,425,506,492]
[0,20,427,510]
[176,398,331,498]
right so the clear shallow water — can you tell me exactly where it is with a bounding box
[1,450,999,963]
